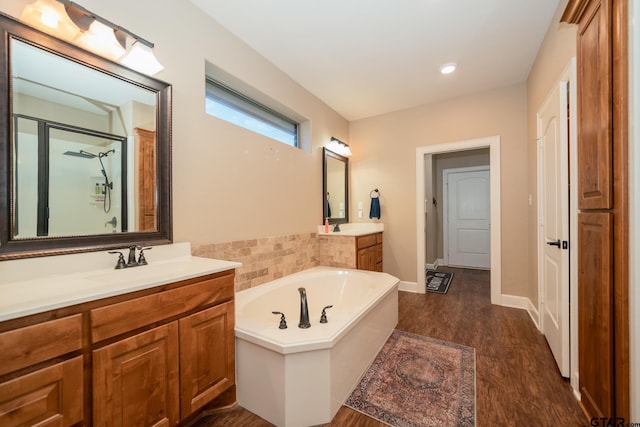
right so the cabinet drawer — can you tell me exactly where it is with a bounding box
[376,233,383,244]
[0,314,82,376]
[356,234,377,249]
[0,356,83,426]
[91,273,234,343]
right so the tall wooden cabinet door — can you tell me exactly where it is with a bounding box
[578,212,614,418]
[179,301,235,418]
[136,127,157,232]
[576,0,613,209]
[93,323,179,427]
[0,357,83,427]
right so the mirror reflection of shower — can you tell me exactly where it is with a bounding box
[13,115,129,238]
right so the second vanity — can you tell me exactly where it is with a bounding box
[318,223,384,272]
[0,243,241,426]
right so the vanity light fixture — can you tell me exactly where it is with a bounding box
[75,18,125,61]
[328,137,352,157]
[439,63,457,75]
[20,0,164,75]
[120,40,164,75]
[20,0,79,40]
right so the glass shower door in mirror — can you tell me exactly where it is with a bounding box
[13,116,128,237]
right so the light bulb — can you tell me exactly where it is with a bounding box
[75,20,125,61]
[21,0,80,41]
[120,41,164,75]
[439,63,457,75]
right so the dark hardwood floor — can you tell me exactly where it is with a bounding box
[195,267,587,426]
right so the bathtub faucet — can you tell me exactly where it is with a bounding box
[298,287,311,328]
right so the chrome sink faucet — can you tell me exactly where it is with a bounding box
[298,287,311,328]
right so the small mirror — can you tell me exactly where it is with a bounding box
[0,14,172,259]
[322,148,348,224]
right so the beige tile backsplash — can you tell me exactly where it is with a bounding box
[193,232,363,291]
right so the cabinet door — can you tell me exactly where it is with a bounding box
[376,235,383,271]
[0,356,83,427]
[367,246,377,271]
[93,323,179,427]
[357,246,377,271]
[357,247,369,270]
[577,0,613,209]
[578,212,614,418]
[179,301,234,418]
[136,127,156,231]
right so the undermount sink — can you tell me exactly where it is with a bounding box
[85,259,206,285]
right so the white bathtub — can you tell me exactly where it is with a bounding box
[235,266,399,427]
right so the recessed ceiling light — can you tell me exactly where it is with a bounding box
[439,63,456,75]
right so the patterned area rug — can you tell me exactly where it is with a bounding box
[344,330,475,427]
[426,270,454,294]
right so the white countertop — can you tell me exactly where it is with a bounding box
[0,242,241,322]
[317,222,384,236]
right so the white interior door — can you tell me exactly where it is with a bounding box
[538,81,570,377]
[445,167,490,269]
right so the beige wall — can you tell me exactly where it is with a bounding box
[1,0,349,246]
[525,0,576,305]
[349,84,527,295]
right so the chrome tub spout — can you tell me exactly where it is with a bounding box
[298,287,311,328]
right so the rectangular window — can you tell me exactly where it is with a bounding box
[205,78,298,147]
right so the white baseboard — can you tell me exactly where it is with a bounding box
[526,299,541,331]
[500,294,530,309]
[398,281,419,293]
[425,259,439,270]
[500,294,541,331]
[572,372,580,401]
[437,258,446,266]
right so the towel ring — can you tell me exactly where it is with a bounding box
[370,188,380,198]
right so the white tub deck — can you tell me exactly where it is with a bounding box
[235,267,399,427]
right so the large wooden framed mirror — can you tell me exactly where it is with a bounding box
[0,12,172,260]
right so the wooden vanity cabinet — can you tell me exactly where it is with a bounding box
[0,268,236,427]
[91,271,235,426]
[319,231,383,271]
[356,232,383,272]
[0,315,84,427]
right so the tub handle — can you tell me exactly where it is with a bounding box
[320,305,333,324]
[272,311,288,329]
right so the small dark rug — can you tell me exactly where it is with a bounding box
[426,270,454,294]
[344,330,476,427]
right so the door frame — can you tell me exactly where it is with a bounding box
[416,136,501,302]
[442,165,490,268]
[536,58,579,392]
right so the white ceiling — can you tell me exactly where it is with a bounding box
[190,0,561,121]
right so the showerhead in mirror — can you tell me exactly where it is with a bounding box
[63,149,96,159]
[62,148,115,213]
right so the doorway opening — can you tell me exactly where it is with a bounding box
[416,136,501,303]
